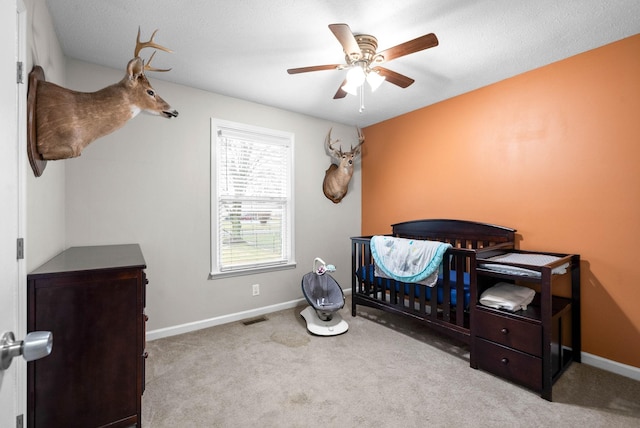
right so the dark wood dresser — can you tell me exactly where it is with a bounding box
[27,244,147,428]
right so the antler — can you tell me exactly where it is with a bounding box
[325,128,343,156]
[326,127,365,156]
[135,27,173,72]
[351,127,364,151]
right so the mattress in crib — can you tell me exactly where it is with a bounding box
[357,265,471,308]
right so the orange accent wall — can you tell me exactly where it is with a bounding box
[362,35,640,368]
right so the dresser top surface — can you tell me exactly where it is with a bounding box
[29,244,146,276]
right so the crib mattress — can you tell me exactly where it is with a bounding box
[357,265,471,308]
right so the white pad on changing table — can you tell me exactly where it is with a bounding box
[480,282,536,312]
[479,253,569,278]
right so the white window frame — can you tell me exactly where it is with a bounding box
[209,118,295,278]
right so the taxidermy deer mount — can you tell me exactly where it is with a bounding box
[322,127,364,203]
[27,28,178,177]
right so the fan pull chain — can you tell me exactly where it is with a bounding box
[359,86,365,113]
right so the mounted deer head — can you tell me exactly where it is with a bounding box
[34,28,178,160]
[322,127,364,203]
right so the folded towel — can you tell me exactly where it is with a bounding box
[370,236,451,287]
[480,282,536,311]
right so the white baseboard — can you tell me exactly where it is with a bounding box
[146,288,352,342]
[146,297,306,341]
[581,351,640,381]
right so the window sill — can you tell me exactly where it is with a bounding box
[208,262,297,280]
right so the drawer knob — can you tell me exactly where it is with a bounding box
[501,357,509,365]
[500,328,509,335]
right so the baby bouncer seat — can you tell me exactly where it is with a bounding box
[300,258,348,336]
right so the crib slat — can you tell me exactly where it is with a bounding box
[455,255,466,326]
[436,261,447,321]
[408,282,415,314]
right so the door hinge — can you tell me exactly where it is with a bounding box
[17,238,24,260]
[16,62,24,84]
[16,414,23,428]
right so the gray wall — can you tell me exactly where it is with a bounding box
[62,59,361,336]
[25,0,66,271]
[24,0,360,338]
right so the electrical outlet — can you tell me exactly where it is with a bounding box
[252,284,260,296]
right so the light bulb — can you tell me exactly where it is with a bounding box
[341,81,359,96]
[345,66,366,86]
[366,71,386,92]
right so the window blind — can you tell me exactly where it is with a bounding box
[213,123,293,273]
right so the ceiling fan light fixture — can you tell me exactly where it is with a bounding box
[366,70,385,92]
[289,23,439,106]
[341,80,360,96]
[345,65,366,86]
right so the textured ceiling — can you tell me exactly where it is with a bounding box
[45,0,639,127]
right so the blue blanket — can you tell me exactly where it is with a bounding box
[371,236,452,286]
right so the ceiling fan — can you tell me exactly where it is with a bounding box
[287,23,439,99]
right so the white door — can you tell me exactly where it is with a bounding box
[0,2,26,427]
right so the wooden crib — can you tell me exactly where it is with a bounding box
[351,219,516,344]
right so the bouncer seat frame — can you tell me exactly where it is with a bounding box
[300,258,348,336]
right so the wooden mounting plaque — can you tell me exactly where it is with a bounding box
[27,66,47,177]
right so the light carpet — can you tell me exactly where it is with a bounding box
[142,299,640,427]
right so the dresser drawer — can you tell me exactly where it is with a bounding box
[474,309,541,356]
[475,338,542,391]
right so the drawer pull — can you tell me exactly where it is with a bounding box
[501,357,509,365]
[143,351,149,359]
[500,328,509,335]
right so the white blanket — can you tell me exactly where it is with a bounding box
[480,282,536,311]
[370,236,451,287]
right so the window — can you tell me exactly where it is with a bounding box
[210,119,295,277]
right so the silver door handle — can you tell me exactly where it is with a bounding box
[0,331,53,370]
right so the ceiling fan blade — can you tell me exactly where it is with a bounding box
[329,23,362,58]
[333,79,348,99]
[287,64,342,74]
[377,33,438,63]
[374,67,415,88]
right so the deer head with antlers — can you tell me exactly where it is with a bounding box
[34,28,178,161]
[322,127,364,203]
